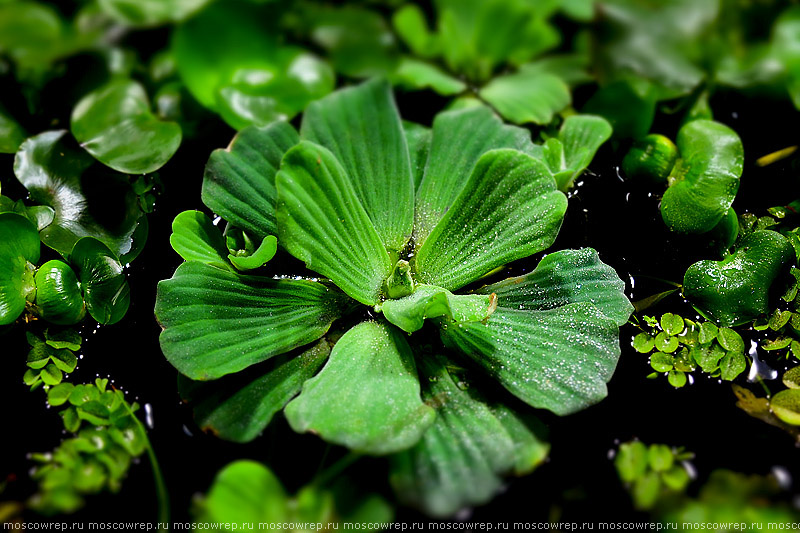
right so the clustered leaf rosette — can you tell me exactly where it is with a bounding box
[155,79,632,516]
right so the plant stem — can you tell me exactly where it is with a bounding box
[312,451,361,488]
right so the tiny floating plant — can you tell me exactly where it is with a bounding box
[155,78,632,516]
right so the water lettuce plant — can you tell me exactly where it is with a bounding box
[156,79,632,515]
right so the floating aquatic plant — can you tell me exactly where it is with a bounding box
[156,78,632,516]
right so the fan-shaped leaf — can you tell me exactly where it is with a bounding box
[475,248,632,326]
[301,79,414,254]
[390,354,548,517]
[441,304,621,415]
[285,321,435,455]
[202,121,299,241]
[156,261,350,380]
[276,141,392,306]
[479,71,570,125]
[169,210,231,271]
[380,284,496,334]
[415,149,566,291]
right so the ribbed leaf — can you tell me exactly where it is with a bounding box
[276,141,392,305]
[441,304,621,415]
[0,213,40,325]
[403,122,431,190]
[70,237,130,325]
[661,120,744,233]
[184,340,331,443]
[70,79,182,174]
[479,71,571,125]
[285,321,435,455]
[169,210,231,271]
[14,131,145,259]
[390,355,549,517]
[414,106,534,248]
[380,284,495,334]
[155,261,350,380]
[392,58,467,96]
[202,121,299,240]
[476,248,632,326]
[301,79,414,254]
[415,149,567,291]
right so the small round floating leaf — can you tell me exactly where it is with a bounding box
[782,366,800,389]
[47,383,75,407]
[71,79,182,174]
[719,350,746,382]
[70,237,130,325]
[633,333,655,353]
[683,231,795,326]
[647,444,674,472]
[771,389,800,426]
[285,321,435,455]
[691,342,726,373]
[14,131,145,259]
[667,370,687,388]
[0,213,40,325]
[698,322,718,344]
[633,472,661,510]
[717,328,744,353]
[661,120,744,234]
[660,313,685,336]
[615,441,648,483]
[655,332,679,353]
[34,260,85,325]
[622,134,677,185]
[661,465,690,491]
[650,352,675,373]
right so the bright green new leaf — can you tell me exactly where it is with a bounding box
[661,313,685,336]
[97,0,211,27]
[719,350,746,381]
[390,355,548,517]
[301,79,414,253]
[648,444,674,472]
[414,105,534,248]
[0,213,40,325]
[71,79,182,174]
[615,441,648,483]
[186,340,331,443]
[771,389,800,426]
[14,131,146,259]
[392,4,438,59]
[199,461,289,525]
[203,121,299,240]
[228,236,277,272]
[276,141,392,305]
[691,342,726,373]
[392,58,466,97]
[475,248,632,326]
[415,149,566,291]
[380,284,496,334]
[661,120,744,234]
[155,261,350,380]
[683,230,795,326]
[783,366,800,389]
[285,321,435,455]
[479,71,570,125]
[34,260,85,325]
[441,304,621,415]
[403,122,431,190]
[172,2,334,129]
[169,211,232,271]
[70,237,130,325]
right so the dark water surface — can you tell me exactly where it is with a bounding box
[2,88,800,524]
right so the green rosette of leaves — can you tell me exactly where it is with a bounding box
[155,79,633,516]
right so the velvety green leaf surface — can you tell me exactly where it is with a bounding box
[71,79,181,174]
[392,58,466,96]
[441,304,621,415]
[479,71,570,125]
[98,0,211,27]
[404,122,432,190]
[661,120,744,233]
[0,213,40,325]
[203,121,299,240]
[34,260,85,325]
[390,355,548,517]
[415,149,567,291]
[14,131,145,258]
[228,236,277,272]
[155,261,350,380]
[380,284,496,334]
[0,105,25,154]
[301,79,413,253]
[169,210,231,271]
[285,321,435,455]
[172,2,334,129]
[199,461,289,525]
[276,142,392,305]
[186,340,331,443]
[683,230,795,326]
[70,237,129,325]
[476,248,632,326]
[414,106,534,248]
